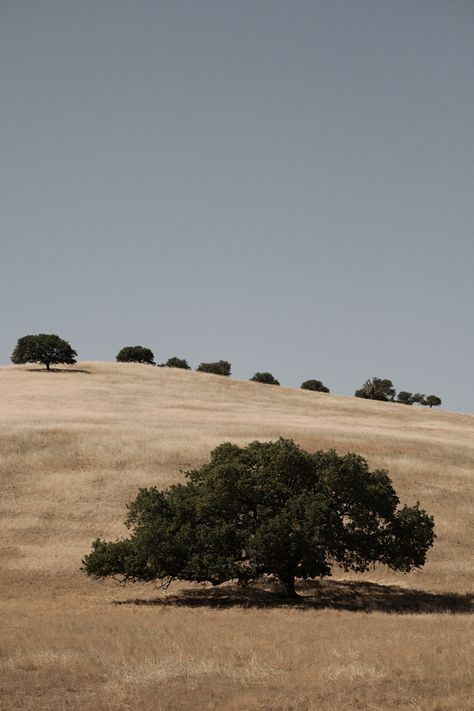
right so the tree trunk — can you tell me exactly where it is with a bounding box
[280,575,298,598]
[45,362,50,371]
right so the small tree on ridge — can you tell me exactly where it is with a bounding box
[11,334,77,371]
[424,395,442,408]
[355,378,396,401]
[301,380,330,393]
[396,391,414,405]
[250,372,280,385]
[164,357,191,370]
[116,346,155,365]
[196,360,231,376]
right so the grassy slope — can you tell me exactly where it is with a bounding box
[1,362,473,710]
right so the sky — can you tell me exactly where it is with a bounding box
[1,1,473,412]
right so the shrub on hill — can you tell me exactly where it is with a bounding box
[11,334,77,371]
[424,395,442,408]
[396,392,442,408]
[116,346,155,365]
[301,379,329,393]
[83,438,435,599]
[164,357,191,370]
[355,377,396,401]
[196,360,231,376]
[396,391,414,405]
[250,372,280,385]
[409,393,442,408]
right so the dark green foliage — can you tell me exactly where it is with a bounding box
[116,346,155,365]
[83,439,435,598]
[395,392,442,408]
[411,393,426,406]
[11,334,77,371]
[196,360,231,376]
[250,372,280,385]
[396,391,414,405]
[355,378,396,401]
[424,395,442,408]
[164,357,191,370]
[301,380,330,393]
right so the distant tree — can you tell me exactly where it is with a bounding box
[301,380,330,393]
[11,334,77,371]
[250,372,280,385]
[164,357,191,370]
[424,395,442,409]
[396,391,414,405]
[83,438,435,599]
[355,378,396,402]
[411,393,427,406]
[116,346,155,365]
[196,360,231,376]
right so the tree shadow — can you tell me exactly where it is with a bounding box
[26,368,91,374]
[115,579,474,614]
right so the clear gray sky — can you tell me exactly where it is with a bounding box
[1,1,473,412]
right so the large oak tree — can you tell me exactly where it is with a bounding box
[83,439,435,598]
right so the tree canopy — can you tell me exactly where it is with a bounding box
[83,438,435,598]
[424,395,442,408]
[396,391,414,405]
[196,360,231,376]
[301,380,330,393]
[355,378,396,401]
[116,346,155,365]
[250,372,280,385]
[393,391,442,408]
[11,334,77,371]
[164,357,191,370]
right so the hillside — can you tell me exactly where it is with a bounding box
[1,362,473,711]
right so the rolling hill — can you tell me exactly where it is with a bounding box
[1,362,473,710]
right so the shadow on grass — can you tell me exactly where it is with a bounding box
[115,579,474,614]
[26,367,91,374]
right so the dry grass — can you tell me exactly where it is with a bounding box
[0,361,473,710]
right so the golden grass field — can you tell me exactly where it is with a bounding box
[1,361,473,710]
